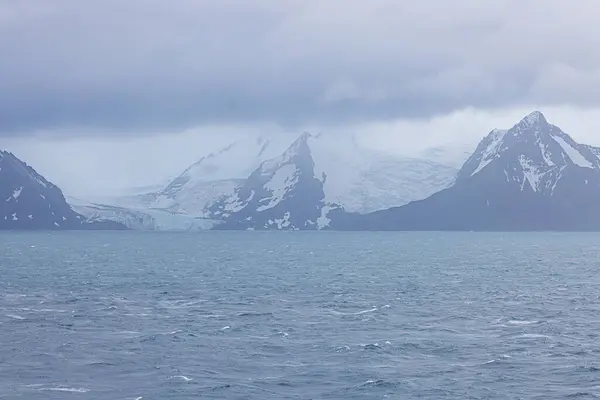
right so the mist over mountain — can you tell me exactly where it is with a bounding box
[5,111,600,231]
[70,131,461,230]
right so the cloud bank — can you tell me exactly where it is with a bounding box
[1,0,600,135]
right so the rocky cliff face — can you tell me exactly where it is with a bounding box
[209,133,329,230]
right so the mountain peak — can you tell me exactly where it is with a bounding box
[288,131,312,151]
[458,110,600,189]
[518,110,548,128]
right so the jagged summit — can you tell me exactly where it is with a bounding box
[209,130,324,230]
[453,111,556,181]
[508,110,551,140]
[520,110,548,127]
[457,110,600,184]
[346,112,600,231]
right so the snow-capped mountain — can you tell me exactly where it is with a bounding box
[457,111,600,190]
[56,110,600,231]
[209,132,459,230]
[209,133,328,230]
[156,132,459,217]
[0,151,125,230]
[347,111,600,231]
[113,135,292,216]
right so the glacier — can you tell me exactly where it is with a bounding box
[68,197,220,231]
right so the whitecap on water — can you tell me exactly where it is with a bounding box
[19,307,67,313]
[508,320,540,325]
[330,307,379,316]
[519,333,551,339]
[168,375,193,382]
[38,387,89,393]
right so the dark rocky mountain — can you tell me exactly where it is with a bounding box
[338,111,600,231]
[0,151,125,230]
[209,133,334,230]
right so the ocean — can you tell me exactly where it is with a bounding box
[1,231,600,399]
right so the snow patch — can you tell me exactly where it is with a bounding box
[538,141,555,167]
[257,164,299,211]
[266,211,292,229]
[317,204,335,229]
[12,186,23,200]
[33,176,49,188]
[223,190,254,214]
[551,165,567,194]
[471,129,507,176]
[552,135,594,168]
[157,179,241,217]
[6,186,23,202]
[518,156,544,192]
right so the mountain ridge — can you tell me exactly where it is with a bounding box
[45,110,600,232]
[0,150,126,230]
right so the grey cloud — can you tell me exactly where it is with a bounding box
[1,0,599,135]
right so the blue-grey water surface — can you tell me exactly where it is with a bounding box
[2,231,600,399]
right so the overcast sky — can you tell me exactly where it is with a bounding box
[2,0,600,196]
